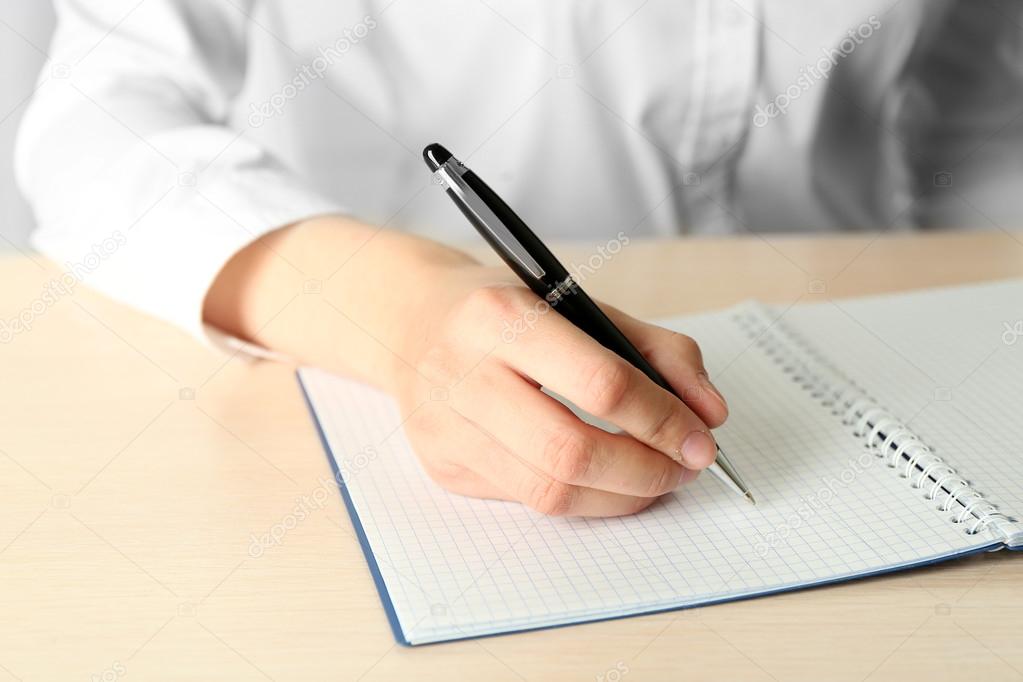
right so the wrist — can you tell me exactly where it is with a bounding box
[367,258,515,393]
[204,214,496,390]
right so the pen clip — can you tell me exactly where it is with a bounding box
[434,161,546,279]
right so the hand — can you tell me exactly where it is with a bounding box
[204,216,727,517]
[394,267,729,517]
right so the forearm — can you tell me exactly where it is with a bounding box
[204,214,728,517]
[203,215,492,389]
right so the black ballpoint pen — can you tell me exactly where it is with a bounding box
[423,143,754,504]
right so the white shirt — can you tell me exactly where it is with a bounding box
[16,0,1023,341]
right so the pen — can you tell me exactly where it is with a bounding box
[423,143,755,505]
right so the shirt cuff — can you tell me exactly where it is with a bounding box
[29,136,344,354]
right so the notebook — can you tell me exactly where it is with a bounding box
[297,278,1023,645]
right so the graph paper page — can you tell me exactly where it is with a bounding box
[299,303,996,645]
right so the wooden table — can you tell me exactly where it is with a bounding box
[2,230,1021,681]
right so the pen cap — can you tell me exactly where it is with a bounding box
[423,143,452,171]
[422,143,569,291]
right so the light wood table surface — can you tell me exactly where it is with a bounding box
[1,230,1022,681]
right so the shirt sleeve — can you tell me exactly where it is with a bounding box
[14,0,344,343]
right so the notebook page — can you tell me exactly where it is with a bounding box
[777,279,1023,534]
[299,306,995,645]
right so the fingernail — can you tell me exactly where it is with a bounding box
[678,467,701,487]
[698,373,728,410]
[671,465,686,489]
[680,430,716,469]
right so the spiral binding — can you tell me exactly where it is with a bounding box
[733,304,1016,540]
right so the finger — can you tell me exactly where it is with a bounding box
[449,410,661,517]
[600,304,728,428]
[492,309,719,470]
[451,366,698,497]
[406,404,661,516]
[404,404,510,501]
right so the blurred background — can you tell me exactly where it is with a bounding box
[0,4,53,251]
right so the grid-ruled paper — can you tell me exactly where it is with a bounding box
[297,290,1011,644]
[777,279,1023,529]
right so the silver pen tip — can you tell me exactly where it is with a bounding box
[744,491,757,505]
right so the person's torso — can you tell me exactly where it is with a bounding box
[235,0,915,242]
